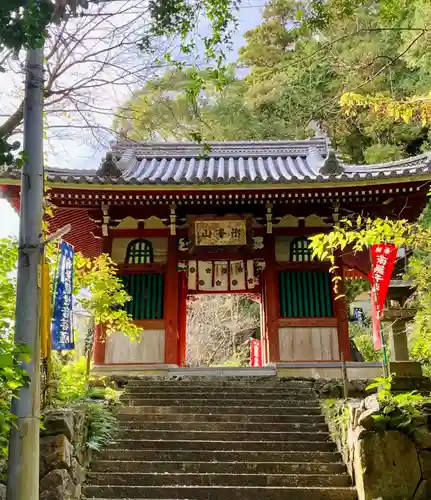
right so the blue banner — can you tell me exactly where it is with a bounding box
[353,307,364,324]
[51,241,75,350]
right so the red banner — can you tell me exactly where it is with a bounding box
[369,243,398,350]
[250,339,262,367]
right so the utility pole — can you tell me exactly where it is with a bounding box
[7,46,44,500]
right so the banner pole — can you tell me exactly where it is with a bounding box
[369,247,390,378]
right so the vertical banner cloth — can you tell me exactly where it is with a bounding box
[51,242,75,350]
[369,243,398,350]
[187,260,257,292]
[40,259,51,359]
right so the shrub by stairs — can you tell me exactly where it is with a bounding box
[84,377,357,500]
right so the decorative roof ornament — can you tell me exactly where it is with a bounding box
[320,149,344,176]
[96,152,122,177]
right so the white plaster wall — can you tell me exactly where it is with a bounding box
[278,326,339,361]
[104,329,165,364]
[275,236,292,261]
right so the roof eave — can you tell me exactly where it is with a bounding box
[2,175,431,191]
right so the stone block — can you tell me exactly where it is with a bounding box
[42,410,74,441]
[40,435,73,477]
[72,408,87,445]
[412,426,431,450]
[388,361,422,377]
[413,480,431,500]
[420,451,431,479]
[40,469,73,500]
[364,394,380,412]
[354,430,421,500]
[357,409,387,431]
[71,407,88,463]
[71,458,86,485]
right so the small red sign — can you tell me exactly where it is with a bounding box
[250,339,262,367]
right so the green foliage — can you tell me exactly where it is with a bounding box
[309,216,431,264]
[0,0,53,55]
[0,337,31,475]
[345,278,370,309]
[310,212,431,371]
[74,253,139,340]
[349,322,384,362]
[0,237,28,472]
[120,0,431,163]
[0,140,26,172]
[366,375,431,428]
[405,206,431,372]
[321,399,350,447]
[85,402,119,452]
[0,237,135,471]
[49,355,121,453]
[52,355,88,404]
[115,67,286,142]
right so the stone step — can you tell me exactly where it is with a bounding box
[117,430,330,442]
[116,412,326,423]
[123,391,317,400]
[120,397,320,412]
[123,398,319,407]
[98,449,343,464]
[125,385,315,393]
[91,460,348,475]
[117,405,322,415]
[118,421,329,432]
[126,383,314,389]
[125,377,314,386]
[107,439,335,452]
[87,472,352,487]
[83,485,357,500]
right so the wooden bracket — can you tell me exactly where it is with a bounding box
[170,203,177,236]
[266,202,273,234]
[101,202,110,237]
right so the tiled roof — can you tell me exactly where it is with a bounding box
[2,140,431,186]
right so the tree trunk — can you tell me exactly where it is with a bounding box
[0,101,24,138]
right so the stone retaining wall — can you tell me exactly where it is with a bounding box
[322,395,431,500]
[39,408,90,500]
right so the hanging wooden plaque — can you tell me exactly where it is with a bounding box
[189,215,251,250]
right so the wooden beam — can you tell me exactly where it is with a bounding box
[164,235,179,365]
[133,319,164,329]
[276,261,330,271]
[117,263,166,274]
[278,317,338,328]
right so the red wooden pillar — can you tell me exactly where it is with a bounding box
[93,324,106,365]
[102,234,112,255]
[164,235,179,365]
[263,233,280,363]
[93,235,112,365]
[177,273,188,367]
[333,257,351,361]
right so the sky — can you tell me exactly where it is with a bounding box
[0,3,264,240]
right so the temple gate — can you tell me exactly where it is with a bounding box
[1,138,430,375]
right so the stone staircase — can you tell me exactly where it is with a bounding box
[84,377,357,500]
